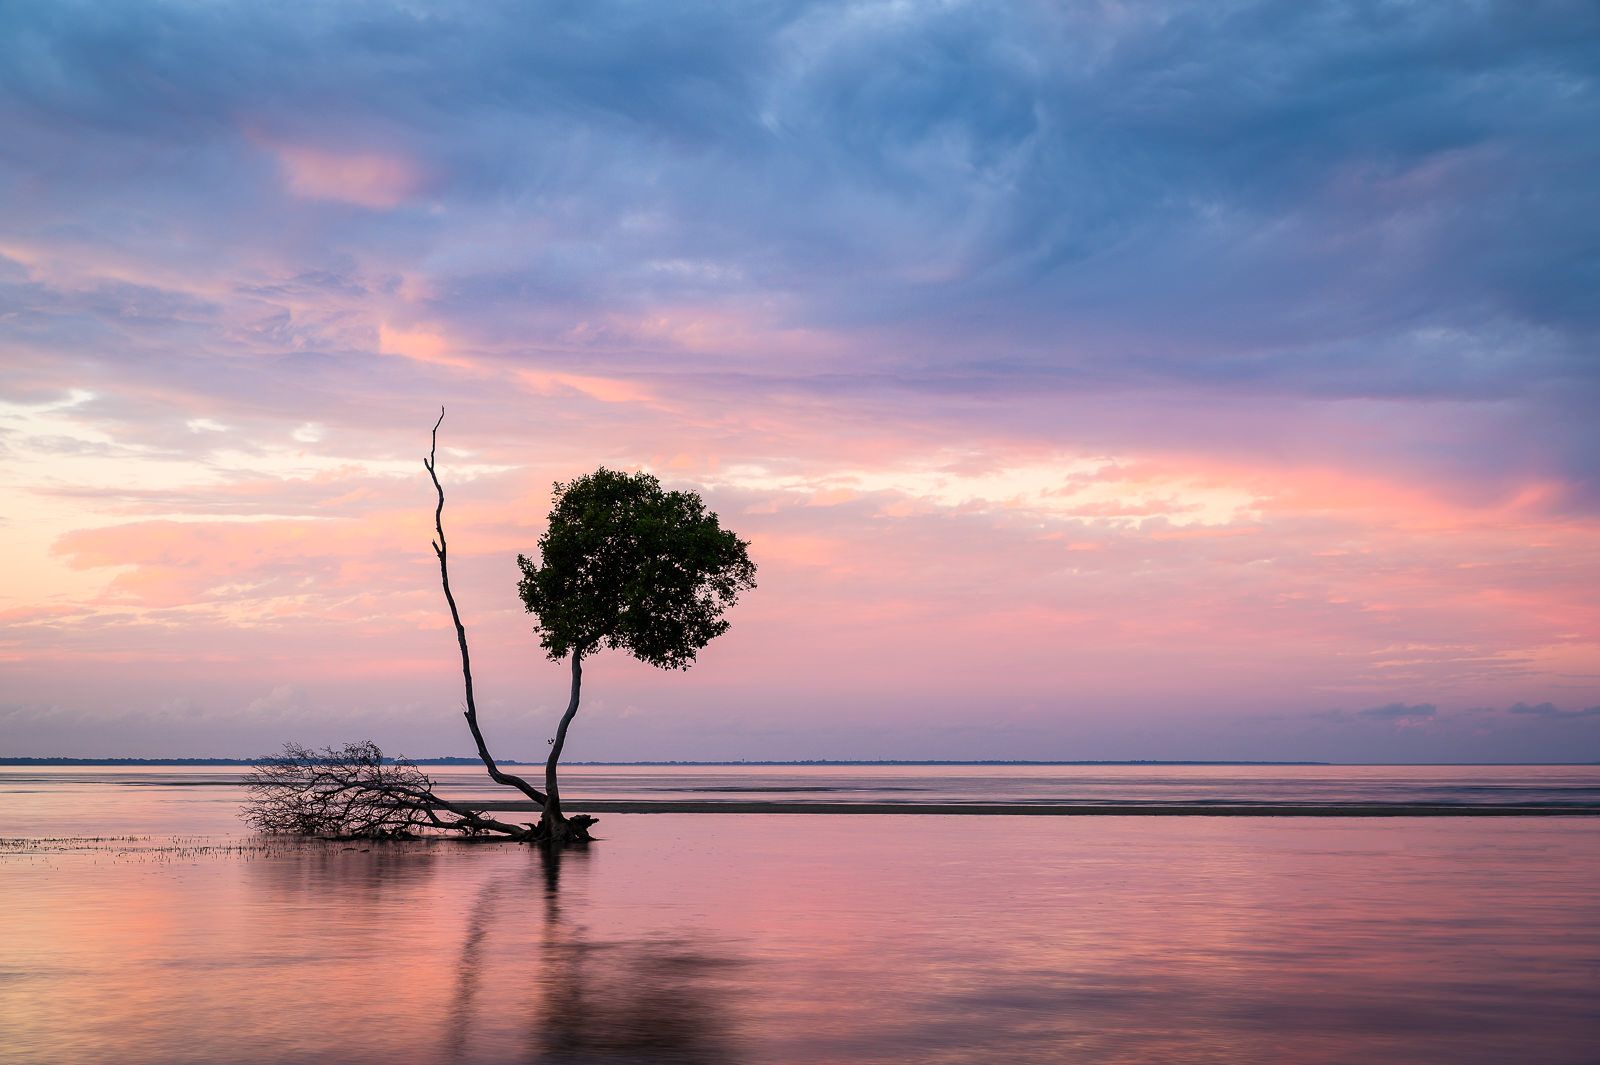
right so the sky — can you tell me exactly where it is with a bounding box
[1,0,1598,762]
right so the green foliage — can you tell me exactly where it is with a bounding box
[516,468,757,669]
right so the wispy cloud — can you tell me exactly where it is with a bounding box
[1,1,1597,757]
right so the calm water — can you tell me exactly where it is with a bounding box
[3,763,1599,836]
[3,766,1599,1063]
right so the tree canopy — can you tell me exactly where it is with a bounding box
[516,468,757,669]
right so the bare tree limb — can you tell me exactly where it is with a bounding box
[242,742,531,839]
[426,407,549,809]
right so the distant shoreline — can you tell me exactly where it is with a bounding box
[0,757,1333,767]
[4,757,1599,767]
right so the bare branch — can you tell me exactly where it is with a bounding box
[242,742,530,839]
[427,408,549,808]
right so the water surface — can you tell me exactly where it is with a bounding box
[4,762,1597,836]
[2,767,1597,1063]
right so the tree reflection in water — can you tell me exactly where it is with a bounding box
[447,844,740,1065]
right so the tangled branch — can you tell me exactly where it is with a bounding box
[242,741,530,840]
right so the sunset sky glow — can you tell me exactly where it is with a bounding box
[2,1,1598,760]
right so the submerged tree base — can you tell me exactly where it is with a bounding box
[533,813,598,846]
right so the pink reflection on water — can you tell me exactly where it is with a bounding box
[3,814,1599,1064]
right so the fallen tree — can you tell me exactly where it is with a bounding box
[242,741,528,839]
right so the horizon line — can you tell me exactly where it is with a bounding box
[4,757,1599,767]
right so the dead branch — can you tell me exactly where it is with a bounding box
[425,408,550,809]
[242,741,529,839]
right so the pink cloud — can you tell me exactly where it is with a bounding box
[378,323,474,369]
[257,136,429,209]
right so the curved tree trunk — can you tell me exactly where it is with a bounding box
[537,650,595,843]
[426,409,549,821]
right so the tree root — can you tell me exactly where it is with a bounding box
[533,813,598,846]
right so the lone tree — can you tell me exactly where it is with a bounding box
[517,467,757,843]
[243,411,754,845]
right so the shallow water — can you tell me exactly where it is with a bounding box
[3,762,1598,838]
[3,769,1599,1063]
